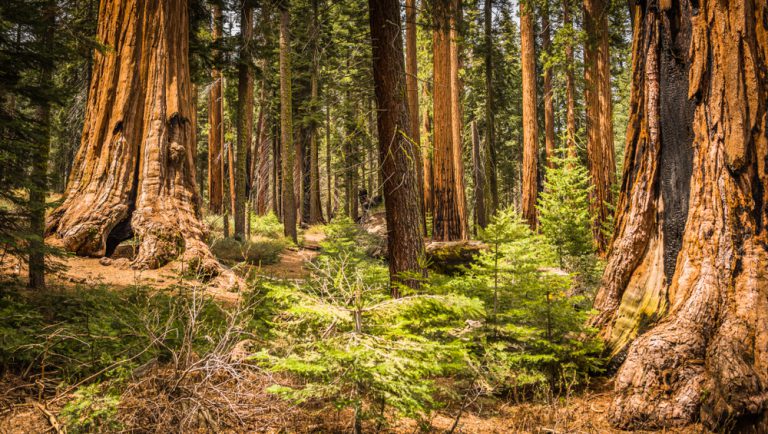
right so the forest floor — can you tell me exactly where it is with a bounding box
[0,223,711,433]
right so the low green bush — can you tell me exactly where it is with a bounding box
[210,237,287,265]
[254,222,481,430]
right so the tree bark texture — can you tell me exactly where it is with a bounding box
[450,0,468,239]
[422,83,433,225]
[235,1,254,240]
[593,1,768,430]
[279,4,297,242]
[542,0,555,168]
[405,0,426,235]
[432,0,465,241]
[471,120,486,232]
[29,1,55,289]
[484,0,498,217]
[584,0,616,253]
[208,3,224,214]
[520,0,538,229]
[308,0,324,224]
[564,0,577,158]
[369,0,427,293]
[46,0,218,272]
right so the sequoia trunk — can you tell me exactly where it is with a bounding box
[405,0,426,234]
[279,3,297,242]
[593,1,768,430]
[584,0,615,252]
[208,3,224,214]
[520,0,538,228]
[46,0,218,272]
[432,0,465,241]
[542,0,555,168]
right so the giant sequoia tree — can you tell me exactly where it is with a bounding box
[46,0,218,271]
[593,0,768,429]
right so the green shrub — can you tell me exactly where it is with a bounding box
[538,156,603,289]
[210,237,286,265]
[60,384,122,433]
[451,208,604,394]
[250,212,284,239]
[254,237,481,430]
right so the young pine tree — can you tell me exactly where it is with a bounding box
[538,156,601,288]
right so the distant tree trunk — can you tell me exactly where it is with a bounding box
[405,0,426,234]
[542,0,555,168]
[563,0,577,158]
[583,0,615,253]
[520,0,538,228]
[29,1,55,289]
[483,0,498,216]
[368,0,426,294]
[308,0,323,224]
[421,83,433,225]
[273,125,281,216]
[471,120,486,232]
[235,0,254,240]
[255,85,271,215]
[450,0,468,238]
[208,2,224,214]
[431,0,464,241]
[279,2,297,242]
[593,1,768,430]
[325,101,333,220]
[47,0,218,272]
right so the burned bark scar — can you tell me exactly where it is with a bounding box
[659,4,695,282]
[113,120,123,135]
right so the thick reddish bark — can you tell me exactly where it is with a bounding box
[520,0,538,229]
[593,1,768,430]
[542,0,555,168]
[208,3,224,214]
[432,0,465,241]
[405,0,426,234]
[46,0,218,272]
[450,0,468,239]
[563,0,577,158]
[279,4,297,242]
[584,0,616,253]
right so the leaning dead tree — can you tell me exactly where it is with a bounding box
[46,0,218,272]
[593,0,768,430]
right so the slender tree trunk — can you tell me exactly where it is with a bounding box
[307,0,323,224]
[235,0,254,240]
[405,0,426,234]
[208,2,224,214]
[584,0,615,253]
[593,1,768,430]
[542,0,555,167]
[47,0,218,272]
[255,86,270,215]
[279,2,297,242]
[421,83,433,226]
[520,0,538,228]
[563,0,577,158]
[29,1,55,289]
[450,0,467,239]
[471,120,486,232]
[483,0,498,216]
[368,0,426,294]
[432,0,465,241]
[325,100,333,220]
